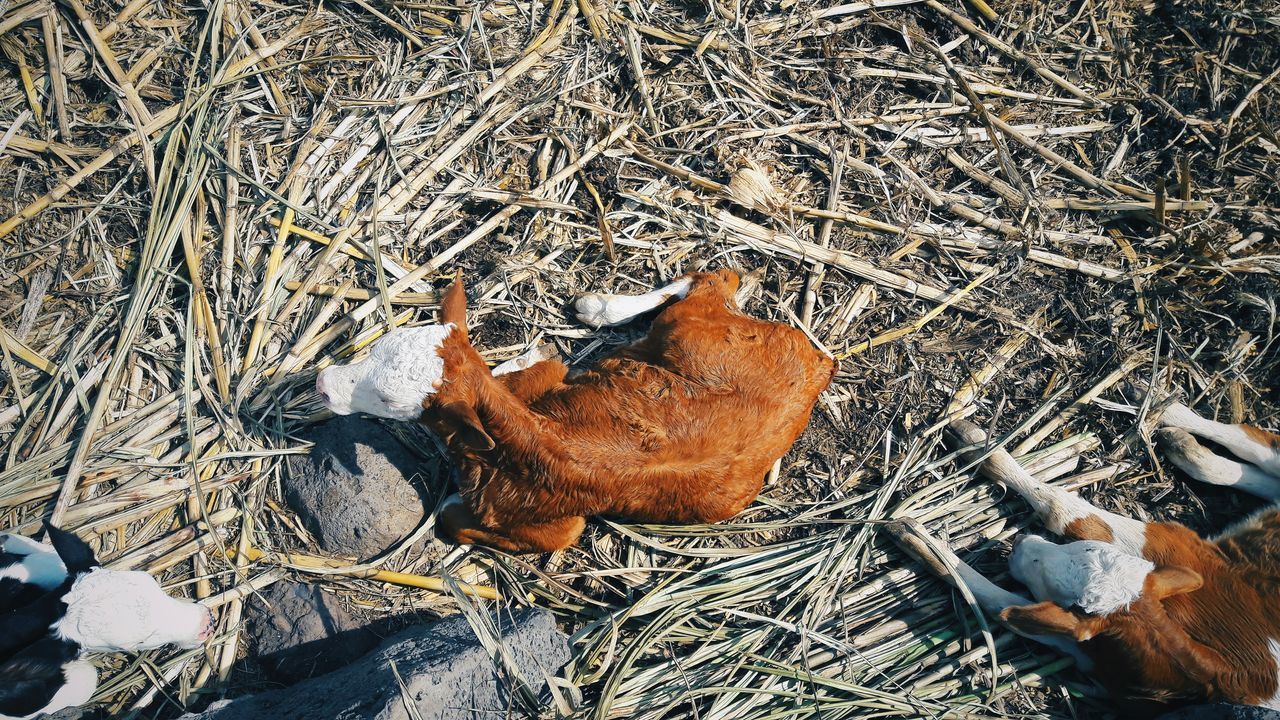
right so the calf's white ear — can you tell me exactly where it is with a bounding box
[42,521,98,575]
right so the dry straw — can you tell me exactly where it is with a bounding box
[0,0,1276,717]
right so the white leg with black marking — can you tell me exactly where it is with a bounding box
[40,661,98,717]
[1157,427,1280,501]
[950,420,1148,555]
[1160,403,1280,477]
[574,277,694,328]
[886,520,1091,668]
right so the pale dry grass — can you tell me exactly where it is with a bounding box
[0,0,1277,717]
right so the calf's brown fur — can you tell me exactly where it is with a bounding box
[420,270,833,552]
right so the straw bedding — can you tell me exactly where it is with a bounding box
[0,0,1277,716]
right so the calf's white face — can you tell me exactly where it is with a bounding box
[56,570,213,652]
[316,325,454,421]
[1009,535,1153,615]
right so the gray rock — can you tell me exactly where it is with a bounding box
[1158,705,1280,720]
[181,608,571,720]
[243,580,381,684]
[285,415,430,559]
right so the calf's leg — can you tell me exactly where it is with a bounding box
[1156,427,1280,501]
[491,344,556,376]
[574,269,742,328]
[1159,402,1280,477]
[501,516,587,553]
[496,359,568,403]
[949,419,1148,555]
[574,276,695,328]
[437,495,585,553]
[886,519,1091,667]
[437,495,514,550]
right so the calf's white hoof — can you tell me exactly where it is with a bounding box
[1156,427,1237,487]
[574,293,616,328]
[491,345,555,376]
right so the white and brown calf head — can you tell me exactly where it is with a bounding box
[315,277,495,449]
[914,408,1280,711]
[315,323,457,420]
[1006,535,1162,624]
[317,274,474,422]
[1001,535,1218,703]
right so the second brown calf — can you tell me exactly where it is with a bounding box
[318,270,835,552]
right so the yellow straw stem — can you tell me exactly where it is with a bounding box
[232,546,500,601]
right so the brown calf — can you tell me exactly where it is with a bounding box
[317,270,835,552]
[890,405,1280,715]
